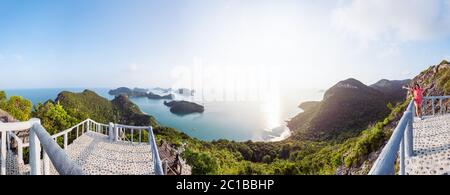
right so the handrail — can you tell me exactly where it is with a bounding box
[0,119,38,132]
[369,100,414,175]
[115,124,150,130]
[31,123,84,175]
[1,117,163,175]
[147,126,164,175]
[421,96,450,116]
[0,118,84,175]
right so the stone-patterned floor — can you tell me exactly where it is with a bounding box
[406,115,450,175]
[58,131,155,175]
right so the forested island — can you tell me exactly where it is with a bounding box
[109,87,173,100]
[164,100,204,115]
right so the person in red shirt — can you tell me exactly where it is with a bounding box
[404,83,423,119]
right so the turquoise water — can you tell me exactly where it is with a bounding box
[3,88,323,141]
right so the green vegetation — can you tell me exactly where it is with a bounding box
[56,90,157,127]
[439,60,449,65]
[168,99,410,175]
[0,91,32,121]
[0,89,411,175]
[33,101,78,135]
[437,68,450,94]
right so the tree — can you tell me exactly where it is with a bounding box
[0,95,32,121]
[183,149,218,175]
[0,91,6,102]
[32,101,78,135]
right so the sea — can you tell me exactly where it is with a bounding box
[3,88,323,142]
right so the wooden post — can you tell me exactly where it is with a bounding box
[76,126,79,138]
[87,121,90,132]
[1,131,6,175]
[440,98,443,114]
[163,160,168,175]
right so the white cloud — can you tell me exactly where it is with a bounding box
[13,54,24,62]
[332,0,450,42]
[377,43,400,59]
[125,63,139,72]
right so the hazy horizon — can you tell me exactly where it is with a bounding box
[1,0,450,91]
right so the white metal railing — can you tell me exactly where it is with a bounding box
[370,96,450,175]
[421,96,450,116]
[1,118,163,175]
[369,100,414,175]
[114,123,163,175]
[0,118,83,175]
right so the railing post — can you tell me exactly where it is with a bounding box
[87,120,90,132]
[76,126,79,138]
[43,149,50,175]
[6,132,11,152]
[1,131,6,175]
[440,98,443,115]
[399,138,405,175]
[422,99,425,116]
[29,118,42,175]
[109,123,114,141]
[405,110,414,157]
[139,130,142,143]
[114,125,119,142]
[17,140,23,164]
[131,129,134,143]
[432,99,435,115]
[64,133,68,149]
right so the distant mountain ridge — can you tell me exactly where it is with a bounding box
[370,79,411,104]
[288,78,410,141]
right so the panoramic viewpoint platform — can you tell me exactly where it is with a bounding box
[370,96,450,175]
[406,115,450,175]
[55,131,155,175]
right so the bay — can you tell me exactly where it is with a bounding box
[3,88,323,141]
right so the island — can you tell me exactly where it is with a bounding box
[109,87,173,100]
[164,100,205,115]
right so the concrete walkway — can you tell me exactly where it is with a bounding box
[3,131,155,175]
[406,115,450,175]
[61,131,155,175]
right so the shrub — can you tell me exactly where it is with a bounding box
[183,149,218,175]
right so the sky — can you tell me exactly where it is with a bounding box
[1,0,450,91]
